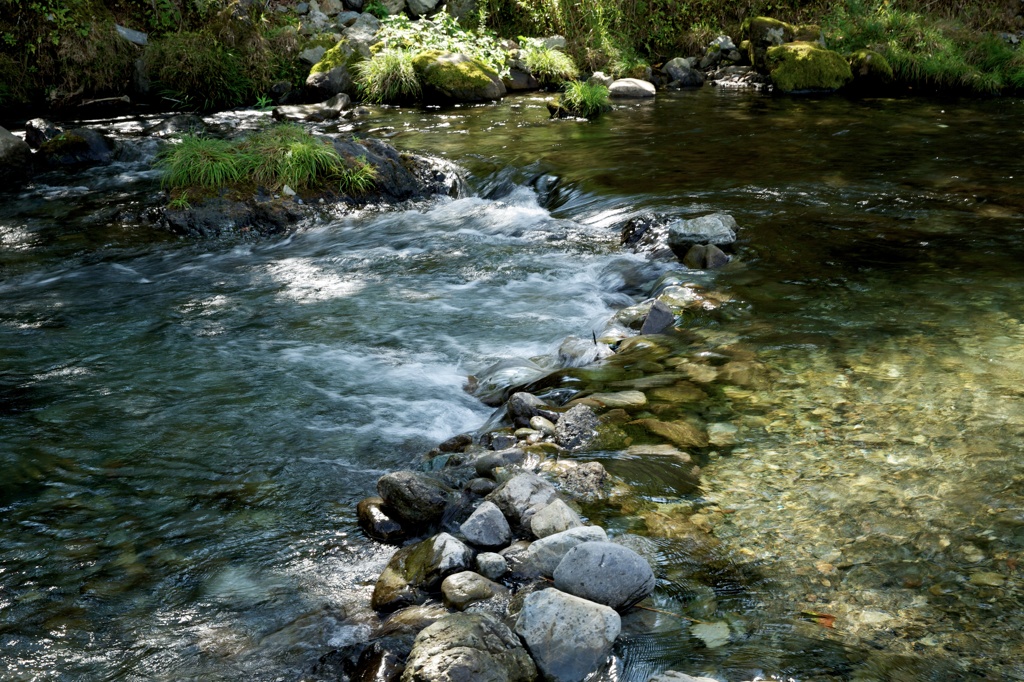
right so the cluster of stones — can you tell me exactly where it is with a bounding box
[343,213,766,681]
[354,430,656,682]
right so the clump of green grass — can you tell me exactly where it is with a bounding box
[355,48,422,104]
[157,125,377,197]
[520,39,579,87]
[561,80,610,118]
[157,136,251,190]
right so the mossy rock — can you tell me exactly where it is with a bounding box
[39,128,115,167]
[742,16,823,71]
[848,48,894,91]
[310,39,363,75]
[766,41,852,93]
[412,50,506,103]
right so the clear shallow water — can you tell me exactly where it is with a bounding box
[2,89,1024,680]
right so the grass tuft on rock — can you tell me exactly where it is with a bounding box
[560,80,610,118]
[355,48,422,104]
[521,40,579,87]
[157,125,377,197]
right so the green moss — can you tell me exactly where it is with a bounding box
[412,50,499,94]
[311,40,357,75]
[39,133,88,156]
[767,41,853,93]
[848,48,893,83]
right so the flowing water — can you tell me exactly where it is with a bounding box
[2,89,1023,681]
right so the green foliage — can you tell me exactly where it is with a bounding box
[375,12,510,77]
[825,0,1023,94]
[560,80,609,118]
[356,48,422,104]
[157,125,377,197]
[144,7,289,110]
[519,38,578,87]
[365,0,391,20]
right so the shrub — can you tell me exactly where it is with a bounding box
[355,48,422,104]
[520,38,579,87]
[560,80,609,118]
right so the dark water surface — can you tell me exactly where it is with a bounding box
[2,89,1023,680]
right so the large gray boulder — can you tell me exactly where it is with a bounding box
[460,501,512,549]
[0,126,32,184]
[553,541,655,610]
[485,472,557,527]
[372,533,474,612]
[408,0,441,16]
[666,213,738,255]
[514,589,620,682]
[403,612,537,682]
[376,470,454,528]
[473,447,525,477]
[24,119,63,149]
[663,57,705,88]
[525,525,607,577]
[39,128,115,167]
[608,78,655,98]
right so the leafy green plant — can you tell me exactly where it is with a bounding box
[519,38,579,87]
[365,0,391,20]
[355,48,422,104]
[374,12,510,77]
[560,80,609,118]
[255,94,274,110]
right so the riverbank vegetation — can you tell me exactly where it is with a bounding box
[0,0,1021,111]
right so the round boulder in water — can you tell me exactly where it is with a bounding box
[553,541,655,611]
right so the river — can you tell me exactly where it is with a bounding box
[1,88,1023,681]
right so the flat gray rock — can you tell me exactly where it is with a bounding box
[514,589,620,682]
[667,213,738,251]
[526,525,607,577]
[485,472,557,527]
[530,499,583,539]
[553,541,655,610]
